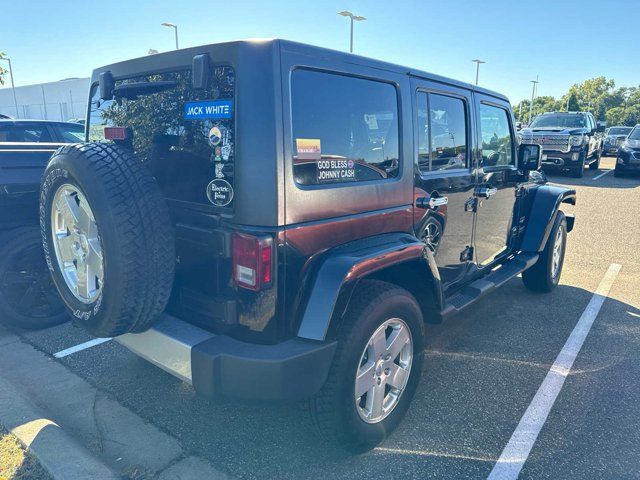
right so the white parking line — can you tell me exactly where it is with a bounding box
[592,169,613,180]
[487,263,622,480]
[53,337,112,358]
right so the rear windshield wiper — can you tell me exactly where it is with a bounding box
[113,81,178,100]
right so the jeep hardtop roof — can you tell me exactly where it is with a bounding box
[90,39,509,103]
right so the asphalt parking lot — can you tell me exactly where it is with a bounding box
[1,156,639,480]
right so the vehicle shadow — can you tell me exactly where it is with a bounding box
[543,156,640,189]
[95,279,640,479]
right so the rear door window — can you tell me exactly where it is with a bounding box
[416,92,468,173]
[0,124,53,142]
[290,69,399,186]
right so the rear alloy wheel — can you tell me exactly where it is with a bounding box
[355,318,413,424]
[0,227,67,329]
[308,280,425,453]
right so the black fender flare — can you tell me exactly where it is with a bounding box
[296,233,442,342]
[520,184,576,253]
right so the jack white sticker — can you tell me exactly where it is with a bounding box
[206,179,233,207]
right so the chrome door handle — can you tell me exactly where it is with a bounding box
[428,196,448,208]
[475,187,498,198]
[416,196,448,210]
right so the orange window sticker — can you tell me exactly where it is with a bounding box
[296,138,321,160]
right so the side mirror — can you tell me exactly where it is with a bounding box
[99,71,114,100]
[518,143,541,172]
[192,54,211,90]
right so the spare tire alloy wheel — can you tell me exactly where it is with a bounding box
[355,318,413,423]
[51,184,104,303]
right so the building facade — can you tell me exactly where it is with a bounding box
[0,77,90,121]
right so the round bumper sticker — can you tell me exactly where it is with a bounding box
[208,126,223,147]
[206,179,234,207]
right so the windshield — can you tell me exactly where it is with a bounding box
[530,114,586,129]
[608,127,632,136]
[627,127,640,140]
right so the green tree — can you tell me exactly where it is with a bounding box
[564,76,616,119]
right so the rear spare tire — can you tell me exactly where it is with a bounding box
[40,143,175,337]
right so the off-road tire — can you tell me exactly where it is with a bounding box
[522,211,567,293]
[40,142,175,337]
[308,280,425,453]
[589,146,601,170]
[571,152,585,178]
[0,227,68,329]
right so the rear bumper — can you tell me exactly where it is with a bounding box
[117,314,336,402]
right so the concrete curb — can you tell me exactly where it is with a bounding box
[0,374,121,480]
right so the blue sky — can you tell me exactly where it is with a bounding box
[1,0,638,103]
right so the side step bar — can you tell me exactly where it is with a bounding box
[441,252,539,318]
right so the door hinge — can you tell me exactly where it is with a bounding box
[460,246,474,262]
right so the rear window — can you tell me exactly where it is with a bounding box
[88,67,236,208]
[291,69,400,186]
[0,124,52,142]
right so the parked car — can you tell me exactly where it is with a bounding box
[602,126,632,156]
[0,120,85,329]
[519,111,604,177]
[35,40,575,452]
[615,124,640,177]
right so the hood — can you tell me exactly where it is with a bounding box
[624,139,640,149]
[521,127,588,135]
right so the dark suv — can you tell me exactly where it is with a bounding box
[520,111,604,177]
[35,40,575,452]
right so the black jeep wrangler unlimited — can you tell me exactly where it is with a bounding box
[38,40,575,452]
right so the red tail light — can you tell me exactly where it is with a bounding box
[232,233,273,291]
[104,126,129,140]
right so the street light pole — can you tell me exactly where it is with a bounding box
[529,78,539,124]
[161,22,179,49]
[0,57,19,118]
[338,11,366,53]
[472,59,485,86]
